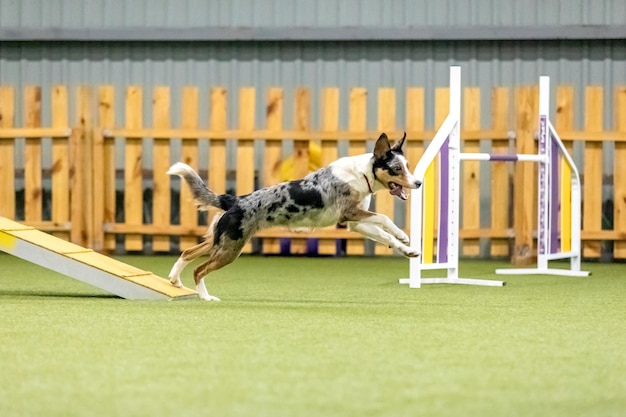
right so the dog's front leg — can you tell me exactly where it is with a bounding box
[348,222,419,257]
[348,210,410,245]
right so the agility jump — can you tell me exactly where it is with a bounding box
[400,66,589,288]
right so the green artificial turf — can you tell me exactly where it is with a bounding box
[0,253,624,417]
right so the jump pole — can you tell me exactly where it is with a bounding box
[400,66,505,288]
[495,76,589,277]
[400,68,588,289]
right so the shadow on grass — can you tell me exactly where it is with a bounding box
[0,289,120,299]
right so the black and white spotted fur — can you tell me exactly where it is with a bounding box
[167,132,421,301]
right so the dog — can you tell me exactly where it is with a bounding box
[167,132,421,301]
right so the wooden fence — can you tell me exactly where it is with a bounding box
[1,84,625,261]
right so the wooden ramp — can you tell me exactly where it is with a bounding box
[0,217,197,300]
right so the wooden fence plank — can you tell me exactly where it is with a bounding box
[347,88,367,255]
[124,86,144,251]
[77,86,95,248]
[490,87,510,257]
[178,86,200,250]
[375,88,396,255]
[555,86,575,254]
[462,87,481,257]
[288,88,312,254]
[98,86,116,251]
[152,86,171,252]
[583,86,604,258]
[615,86,626,259]
[405,88,425,239]
[238,88,256,253]
[319,88,340,255]
[0,86,15,219]
[265,88,284,187]
[513,86,538,265]
[209,88,228,200]
[51,86,70,240]
[24,86,42,224]
[262,88,284,254]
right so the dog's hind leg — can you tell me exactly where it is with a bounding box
[168,239,212,287]
[169,213,223,288]
[192,238,247,301]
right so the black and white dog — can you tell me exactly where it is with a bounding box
[167,132,421,301]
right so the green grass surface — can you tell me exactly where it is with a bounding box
[0,253,624,417]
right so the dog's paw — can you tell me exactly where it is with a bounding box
[169,276,183,288]
[401,247,420,258]
[199,294,221,302]
[396,231,410,245]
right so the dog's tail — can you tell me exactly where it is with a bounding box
[167,162,234,211]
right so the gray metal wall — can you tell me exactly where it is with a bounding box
[2,0,625,27]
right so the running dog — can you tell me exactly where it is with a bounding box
[167,132,421,301]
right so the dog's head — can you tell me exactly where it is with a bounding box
[372,132,421,200]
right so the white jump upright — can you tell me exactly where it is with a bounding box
[495,76,589,277]
[400,66,505,288]
[400,68,588,289]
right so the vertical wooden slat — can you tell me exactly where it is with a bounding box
[583,87,604,259]
[51,86,69,240]
[263,88,284,254]
[124,86,144,251]
[209,88,227,206]
[490,87,510,257]
[69,126,83,245]
[405,88,425,237]
[152,86,171,252]
[555,86,575,254]
[77,87,94,248]
[347,88,367,255]
[513,86,538,265]
[0,86,15,219]
[348,88,368,157]
[238,88,256,253]
[462,87,481,257]
[293,88,312,179]
[179,87,200,250]
[265,88,284,187]
[319,88,340,255]
[375,88,396,255]
[24,86,42,223]
[98,86,116,251]
[614,86,626,259]
[555,86,575,155]
[291,88,311,254]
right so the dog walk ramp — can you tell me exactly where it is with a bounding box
[0,217,197,300]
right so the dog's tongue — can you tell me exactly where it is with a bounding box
[389,184,408,200]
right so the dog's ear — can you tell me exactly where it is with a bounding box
[373,133,392,159]
[391,132,407,153]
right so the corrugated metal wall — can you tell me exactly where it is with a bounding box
[1,40,624,132]
[2,0,625,27]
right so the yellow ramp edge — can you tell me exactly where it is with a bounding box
[8,228,92,255]
[67,251,196,298]
[0,217,35,231]
[0,217,197,300]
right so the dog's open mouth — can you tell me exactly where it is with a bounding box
[389,182,408,200]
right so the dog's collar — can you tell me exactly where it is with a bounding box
[362,174,374,194]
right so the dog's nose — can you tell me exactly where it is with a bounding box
[414,179,422,188]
